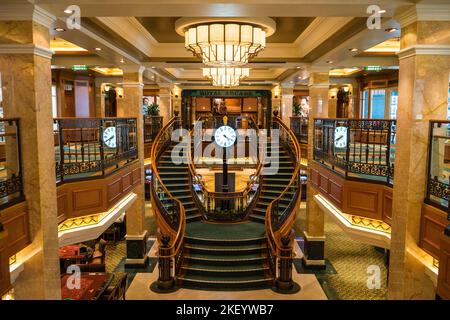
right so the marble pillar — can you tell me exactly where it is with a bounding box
[281,85,294,127]
[303,71,330,269]
[117,66,148,266]
[159,84,172,126]
[388,9,450,299]
[0,20,60,299]
[94,79,105,118]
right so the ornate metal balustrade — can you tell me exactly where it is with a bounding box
[0,118,24,209]
[265,117,301,293]
[290,116,308,144]
[143,115,163,143]
[150,117,186,292]
[54,117,138,183]
[313,118,396,185]
[426,121,450,214]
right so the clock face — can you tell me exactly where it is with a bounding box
[214,125,237,148]
[103,126,117,148]
[334,126,348,148]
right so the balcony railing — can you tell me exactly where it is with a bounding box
[290,116,308,144]
[143,115,163,143]
[426,121,450,214]
[0,118,23,208]
[313,118,396,185]
[54,118,138,183]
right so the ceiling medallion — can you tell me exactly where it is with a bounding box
[203,67,249,87]
[176,17,275,67]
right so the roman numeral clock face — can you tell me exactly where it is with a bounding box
[334,126,348,148]
[214,125,237,148]
[103,126,117,148]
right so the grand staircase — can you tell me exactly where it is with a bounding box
[249,141,296,223]
[179,220,274,290]
[157,141,202,223]
[151,116,301,292]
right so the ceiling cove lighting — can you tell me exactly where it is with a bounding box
[203,67,249,87]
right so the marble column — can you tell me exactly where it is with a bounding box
[117,66,148,266]
[94,78,105,118]
[281,85,294,127]
[0,18,60,299]
[303,71,330,269]
[159,84,172,126]
[271,85,281,119]
[388,6,450,299]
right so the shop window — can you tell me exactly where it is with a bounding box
[389,90,398,119]
[362,90,369,118]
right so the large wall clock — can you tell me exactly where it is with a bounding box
[334,126,348,148]
[103,126,117,148]
[214,125,237,148]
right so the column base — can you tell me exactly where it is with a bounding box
[302,231,326,270]
[150,279,180,293]
[272,280,301,294]
[125,231,148,268]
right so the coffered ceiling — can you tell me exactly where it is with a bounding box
[18,0,437,86]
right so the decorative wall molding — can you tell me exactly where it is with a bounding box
[395,4,450,28]
[398,45,450,60]
[0,44,53,59]
[0,4,55,28]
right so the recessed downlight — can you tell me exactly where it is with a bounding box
[326,60,333,64]
[378,9,386,14]
[385,28,398,33]
[64,9,73,14]
[95,47,102,51]
[349,48,358,52]
[54,27,66,32]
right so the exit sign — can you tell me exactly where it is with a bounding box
[72,65,88,71]
[364,66,382,72]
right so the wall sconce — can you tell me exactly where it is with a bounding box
[116,87,124,98]
[175,94,179,98]
[343,86,350,92]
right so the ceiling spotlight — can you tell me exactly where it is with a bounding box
[385,28,398,33]
[64,9,73,14]
[95,47,102,51]
[120,58,124,63]
[326,60,333,64]
[296,66,301,69]
[378,9,386,14]
[54,27,66,32]
[349,48,358,52]
[151,66,156,69]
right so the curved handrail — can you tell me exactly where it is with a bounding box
[150,117,186,261]
[187,116,264,220]
[265,117,302,265]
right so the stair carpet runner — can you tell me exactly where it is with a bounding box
[156,141,295,290]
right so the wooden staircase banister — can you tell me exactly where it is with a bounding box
[264,116,302,292]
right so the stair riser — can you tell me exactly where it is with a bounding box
[183,268,268,277]
[185,238,266,246]
[186,247,267,256]
[185,257,267,266]
[179,279,273,291]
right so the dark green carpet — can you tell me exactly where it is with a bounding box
[186,220,265,239]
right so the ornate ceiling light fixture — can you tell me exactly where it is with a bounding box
[203,67,250,87]
[176,18,275,67]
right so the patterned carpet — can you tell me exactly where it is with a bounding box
[294,205,388,300]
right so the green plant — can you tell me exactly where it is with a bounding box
[147,102,159,116]
[293,102,300,116]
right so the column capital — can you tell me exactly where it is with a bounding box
[0,44,53,59]
[0,4,55,29]
[398,44,450,60]
[121,64,145,75]
[395,4,450,28]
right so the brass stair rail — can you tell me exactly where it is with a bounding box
[265,116,302,293]
[150,116,186,292]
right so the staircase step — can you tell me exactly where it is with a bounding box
[249,215,266,223]
[181,264,269,277]
[178,273,274,290]
[185,244,267,255]
[185,236,265,246]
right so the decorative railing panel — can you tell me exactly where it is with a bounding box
[290,116,308,144]
[313,118,396,185]
[0,118,23,208]
[143,116,163,143]
[54,118,138,183]
[426,121,450,214]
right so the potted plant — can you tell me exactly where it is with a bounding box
[293,102,301,116]
[147,102,160,116]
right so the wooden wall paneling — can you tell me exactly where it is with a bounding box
[107,177,123,207]
[0,229,11,297]
[419,204,448,259]
[344,182,381,220]
[382,188,393,225]
[438,233,450,300]
[0,202,30,256]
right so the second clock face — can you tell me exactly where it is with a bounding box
[103,126,117,148]
[334,126,348,148]
[214,125,237,148]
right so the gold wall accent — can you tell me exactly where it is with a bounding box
[9,255,16,266]
[351,215,391,234]
[58,213,103,232]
